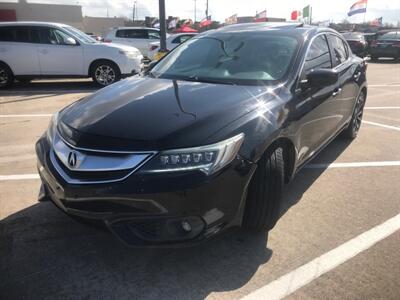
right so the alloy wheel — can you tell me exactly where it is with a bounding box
[352,92,365,134]
[94,65,116,86]
[0,67,8,86]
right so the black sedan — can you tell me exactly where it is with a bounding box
[36,23,368,246]
[370,31,400,61]
[341,32,368,57]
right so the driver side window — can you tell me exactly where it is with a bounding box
[301,35,332,80]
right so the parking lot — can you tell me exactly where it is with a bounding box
[0,62,399,299]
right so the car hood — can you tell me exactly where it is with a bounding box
[60,77,278,151]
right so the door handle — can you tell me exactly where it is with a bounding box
[39,49,49,55]
[332,88,342,97]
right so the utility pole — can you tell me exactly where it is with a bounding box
[205,0,209,20]
[194,0,197,23]
[133,1,136,22]
[159,0,167,52]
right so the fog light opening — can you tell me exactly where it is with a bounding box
[181,220,192,232]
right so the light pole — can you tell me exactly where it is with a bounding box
[159,0,167,52]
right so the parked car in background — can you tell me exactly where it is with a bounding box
[341,32,368,57]
[104,27,162,59]
[86,32,103,42]
[0,22,143,88]
[370,31,400,61]
[36,23,367,247]
[148,33,197,61]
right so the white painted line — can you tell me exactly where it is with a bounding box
[0,114,52,118]
[306,161,400,169]
[362,120,400,131]
[0,174,39,181]
[365,107,400,110]
[241,213,400,300]
[369,84,400,87]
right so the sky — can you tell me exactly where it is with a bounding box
[22,0,400,25]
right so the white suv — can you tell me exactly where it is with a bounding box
[0,22,144,87]
[104,27,161,59]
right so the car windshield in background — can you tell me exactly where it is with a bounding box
[378,32,399,40]
[63,26,97,43]
[150,33,299,85]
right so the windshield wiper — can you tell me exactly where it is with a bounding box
[183,75,236,85]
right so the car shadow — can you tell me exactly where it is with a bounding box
[0,137,354,300]
[280,137,354,218]
[0,203,271,300]
[1,80,99,96]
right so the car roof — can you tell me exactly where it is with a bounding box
[112,27,159,30]
[201,22,335,39]
[0,21,68,28]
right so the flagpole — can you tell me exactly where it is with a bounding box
[363,0,368,23]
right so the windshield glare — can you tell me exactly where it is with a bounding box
[151,33,299,85]
[63,26,97,44]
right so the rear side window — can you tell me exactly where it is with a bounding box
[0,26,39,43]
[116,29,147,39]
[328,35,348,65]
[0,27,14,41]
[303,35,332,76]
[172,35,193,44]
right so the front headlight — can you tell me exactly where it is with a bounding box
[119,50,141,59]
[46,112,59,144]
[140,133,244,175]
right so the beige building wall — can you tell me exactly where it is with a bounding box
[0,1,83,30]
[83,16,125,36]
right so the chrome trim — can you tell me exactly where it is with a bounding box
[53,133,153,172]
[50,150,156,185]
[49,131,157,184]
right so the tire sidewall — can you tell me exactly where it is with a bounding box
[0,63,13,88]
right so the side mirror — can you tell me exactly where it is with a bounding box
[306,69,338,88]
[64,37,78,46]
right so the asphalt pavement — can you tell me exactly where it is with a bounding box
[0,62,399,300]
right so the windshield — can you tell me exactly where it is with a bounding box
[63,26,97,44]
[150,33,299,85]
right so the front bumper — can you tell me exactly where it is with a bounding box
[118,55,144,76]
[36,136,256,247]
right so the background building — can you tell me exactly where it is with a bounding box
[83,16,124,36]
[0,0,83,29]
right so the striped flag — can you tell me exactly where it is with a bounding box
[348,0,368,17]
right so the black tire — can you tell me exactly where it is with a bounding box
[90,60,121,87]
[342,90,366,139]
[0,62,14,88]
[243,147,285,232]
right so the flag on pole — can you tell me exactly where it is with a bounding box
[255,10,267,22]
[199,16,212,28]
[291,10,301,21]
[302,5,311,18]
[348,0,368,17]
[370,17,382,26]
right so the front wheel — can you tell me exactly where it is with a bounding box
[0,62,14,88]
[342,91,366,139]
[91,61,121,87]
[243,147,285,232]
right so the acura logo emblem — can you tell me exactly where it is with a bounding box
[68,151,77,167]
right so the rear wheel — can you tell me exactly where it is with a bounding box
[0,62,13,88]
[342,91,366,139]
[243,147,284,232]
[91,61,121,86]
